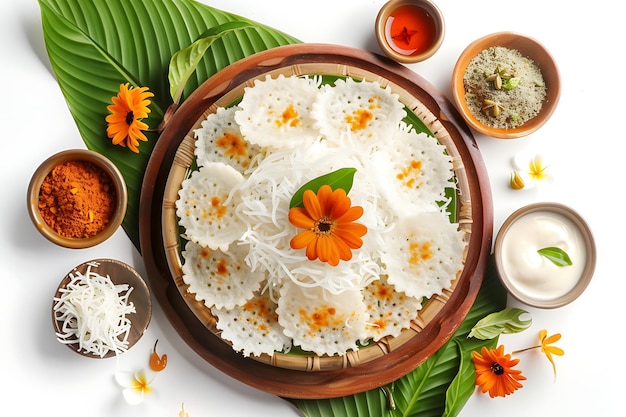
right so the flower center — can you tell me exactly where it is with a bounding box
[315,216,334,235]
[490,362,504,375]
[125,110,135,126]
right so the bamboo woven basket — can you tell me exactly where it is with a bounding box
[161,63,471,371]
[140,43,492,399]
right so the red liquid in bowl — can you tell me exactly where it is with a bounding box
[385,5,437,57]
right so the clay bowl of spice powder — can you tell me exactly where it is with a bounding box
[375,0,445,63]
[27,149,128,248]
[451,32,560,139]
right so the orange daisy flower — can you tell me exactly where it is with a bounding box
[289,185,367,266]
[106,83,154,153]
[472,345,527,398]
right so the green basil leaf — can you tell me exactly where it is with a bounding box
[468,308,532,340]
[538,247,573,267]
[169,21,254,104]
[289,168,357,209]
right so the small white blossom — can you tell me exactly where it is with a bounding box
[115,369,156,405]
[510,152,553,190]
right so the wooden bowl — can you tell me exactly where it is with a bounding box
[27,149,128,248]
[139,43,492,399]
[494,203,596,308]
[375,0,445,63]
[52,258,152,358]
[451,32,560,139]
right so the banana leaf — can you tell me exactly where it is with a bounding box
[39,0,300,250]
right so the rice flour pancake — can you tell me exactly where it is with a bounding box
[194,106,262,173]
[175,162,246,251]
[311,77,406,144]
[181,240,265,310]
[372,125,454,215]
[234,74,320,149]
[380,212,466,300]
[212,289,291,357]
[361,275,423,341]
[276,281,367,357]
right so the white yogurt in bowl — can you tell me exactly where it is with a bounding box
[494,203,596,308]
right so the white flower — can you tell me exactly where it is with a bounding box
[510,152,553,190]
[115,369,156,405]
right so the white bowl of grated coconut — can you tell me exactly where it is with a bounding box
[451,32,560,139]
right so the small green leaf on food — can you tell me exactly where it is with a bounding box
[502,77,520,90]
[289,168,357,208]
[538,247,573,267]
[468,308,532,340]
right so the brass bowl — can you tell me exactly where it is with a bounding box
[27,149,128,248]
[451,32,560,139]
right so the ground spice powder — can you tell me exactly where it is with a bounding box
[38,161,117,238]
[463,46,547,129]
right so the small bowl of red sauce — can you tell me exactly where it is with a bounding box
[375,0,445,63]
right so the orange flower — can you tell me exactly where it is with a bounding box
[106,83,153,153]
[472,345,526,398]
[289,185,367,266]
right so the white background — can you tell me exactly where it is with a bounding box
[1,0,620,416]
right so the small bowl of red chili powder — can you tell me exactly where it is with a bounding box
[27,149,128,248]
[375,0,445,64]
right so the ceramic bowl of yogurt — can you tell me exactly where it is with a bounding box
[494,202,596,308]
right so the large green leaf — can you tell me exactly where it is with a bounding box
[39,0,299,250]
[291,256,507,417]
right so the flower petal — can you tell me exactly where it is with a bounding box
[302,188,323,220]
[315,185,335,215]
[114,371,136,388]
[122,388,145,405]
[336,205,364,223]
[288,207,316,229]
[334,225,366,249]
[328,188,351,218]
[290,230,317,250]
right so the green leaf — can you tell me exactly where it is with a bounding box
[468,308,532,340]
[442,338,496,417]
[291,255,508,417]
[39,0,299,251]
[289,168,357,209]
[502,77,520,90]
[169,21,254,104]
[538,247,573,267]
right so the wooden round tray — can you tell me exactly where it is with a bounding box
[139,43,492,399]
